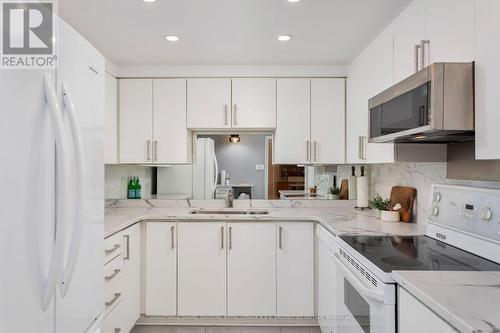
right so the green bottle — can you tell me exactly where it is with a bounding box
[127,177,135,199]
[135,177,142,199]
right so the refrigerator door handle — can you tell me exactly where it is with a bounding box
[60,81,85,297]
[212,151,218,198]
[42,72,69,310]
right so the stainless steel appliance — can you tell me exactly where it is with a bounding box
[369,63,474,143]
[334,184,500,333]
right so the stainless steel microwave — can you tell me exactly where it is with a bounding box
[369,62,474,143]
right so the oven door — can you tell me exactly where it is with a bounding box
[333,253,395,333]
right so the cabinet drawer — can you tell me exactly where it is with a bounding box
[105,232,123,264]
[103,294,125,333]
[104,277,124,317]
[104,253,124,290]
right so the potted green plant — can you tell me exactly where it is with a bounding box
[368,194,399,222]
[328,186,340,200]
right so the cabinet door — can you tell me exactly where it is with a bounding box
[475,0,500,159]
[393,0,425,83]
[424,0,474,64]
[227,223,276,316]
[311,79,345,164]
[119,79,153,163]
[232,78,276,128]
[317,233,337,333]
[153,79,190,164]
[277,223,314,317]
[398,287,457,333]
[275,79,311,164]
[177,223,226,316]
[104,73,118,164]
[187,78,231,129]
[121,224,141,333]
[145,222,177,316]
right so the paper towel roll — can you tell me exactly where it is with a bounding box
[357,176,369,208]
[348,175,357,200]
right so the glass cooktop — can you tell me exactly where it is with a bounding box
[339,235,500,273]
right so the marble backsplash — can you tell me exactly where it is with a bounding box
[105,165,152,199]
[368,162,500,224]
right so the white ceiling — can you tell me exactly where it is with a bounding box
[59,0,411,66]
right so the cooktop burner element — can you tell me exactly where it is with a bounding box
[339,235,500,273]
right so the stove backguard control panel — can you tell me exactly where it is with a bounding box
[428,184,500,243]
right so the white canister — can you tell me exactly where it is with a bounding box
[380,210,400,222]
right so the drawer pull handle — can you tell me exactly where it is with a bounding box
[105,293,121,307]
[123,235,130,260]
[105,244,121,255]
[104,269,121,281]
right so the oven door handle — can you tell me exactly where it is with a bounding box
[332,253,386,303]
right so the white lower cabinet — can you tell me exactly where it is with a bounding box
[177,222,226,316]
[276,222,314,317]
[398,287,457,333]
[121,224,141,332]
[227,223,277,316]
[145,222,177,316]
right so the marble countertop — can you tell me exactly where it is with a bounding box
[393,271,500,333]
[104,199,426,238]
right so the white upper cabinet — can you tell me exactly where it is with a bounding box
[177,222,226,316]
[104,73,118,164]
[311,78,346,164]
[231,78,276,129]
[153,79,191,164]
[424,0,474,64]
[393,0,425,83]
[275,79,311,164]
[187,78,232,129]
[276,223,314,317]
[119,79,153,163]
[475,0,500,159]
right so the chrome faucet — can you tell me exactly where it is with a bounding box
[227,189,234,208]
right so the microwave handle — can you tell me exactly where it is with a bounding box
[332,253,386,303]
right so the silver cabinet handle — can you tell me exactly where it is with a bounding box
[233,104,237,126]
[123,235,130,260]
[154,140,158,162]
[278,226,283,249]
[358,136,367,161]
[146,140,151,161]
[170,225,175,249]
[414,44,421,72]
[306,140,310,161]
[420,40,430,70]
[228,226,232,250]
[224,104,228,126]
[220,226,224,249]
[105,293,121,307]
[105,269,121,281]
[314,141,318,162]
[104,243,121,255]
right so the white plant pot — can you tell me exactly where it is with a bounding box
[380,210,400,222]
[328,194,340,200]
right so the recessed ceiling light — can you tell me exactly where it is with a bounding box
[165,35,179,42]
[287,0,300,2]
[277,34,292,41]
[143,0,156,2]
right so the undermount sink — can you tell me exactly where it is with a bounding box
[190,208,269,215]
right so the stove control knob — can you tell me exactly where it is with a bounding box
[433,192,442,203]
[480,207,492,221]
[431,206,439,216]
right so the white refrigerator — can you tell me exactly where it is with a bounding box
[192,138,218,199]
[0,18,105,333]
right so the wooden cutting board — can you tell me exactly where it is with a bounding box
[389,186,417,222]
[339,179,349,200]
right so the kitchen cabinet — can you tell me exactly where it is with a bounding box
[119,79,190,164]
[104,73,118,164]
[276,222,314,317]
[118,79,153,163]
[310,79,346,164]
[231,78,276,128]
[187,78,232,129]
[145,222,177,316]
[152,79,190,163]
[177,222,226,316]
[120,224,141,333]
[227,223,276,316]
[275,79,311,164]
[475,0,500,159]
[398,287,457,333]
